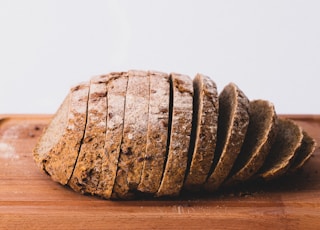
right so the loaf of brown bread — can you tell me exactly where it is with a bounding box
[33,70,317,200]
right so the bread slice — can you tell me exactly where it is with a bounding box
[112,70,149,199]
[289,130,316,173]
[183,74,219,191]
[68,75,108,195]
[258,118,303,180]
[223,100,277,186]
[204,83,249,192]
[137,71,170,194]
[89,72,128,199]
[33,82,89,185]
[155,73,193,197]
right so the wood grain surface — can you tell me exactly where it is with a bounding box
[0,114,319,229]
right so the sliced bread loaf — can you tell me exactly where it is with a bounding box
[33,82,89,185]
[68,75,108,195]
[33,70,318,200]
[258,118,303,180]
[137,71,170,194]
[223,100,277,186]
[112,70,149,199]
[204,83,249,192]
[183,74,219,191]
[156,73,193,197]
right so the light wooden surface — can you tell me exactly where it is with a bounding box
[0,114,319,229]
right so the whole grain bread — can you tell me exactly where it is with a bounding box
[156,73,193,197]
[33,82,89,185]
[68,76,108,195]
[223,100,277,187]
[183,74,219,191]
[112,70,149,199]
[33,70,318,200]
[258,118,303,180]
[204,83,249,192]
[137,71,170,194]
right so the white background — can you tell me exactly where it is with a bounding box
[0,0,319,114]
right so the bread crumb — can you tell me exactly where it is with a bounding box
[0,142,19,159]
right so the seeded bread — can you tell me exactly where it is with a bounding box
[204,83,249,192]
[112,70,149,199]
[224,100,277,186]
[183,74,219,191]
[137,71,170,194]
[33,82,89,185]
[289,131,316,172]
[156,73,193,197]
[68,76,108,195]
[259,118,303,180]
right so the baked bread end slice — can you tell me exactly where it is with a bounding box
[33,82,89,185]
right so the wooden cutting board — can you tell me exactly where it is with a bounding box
[0,114,319,229]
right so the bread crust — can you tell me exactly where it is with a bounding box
[183,74,219,191]
[259,118,303,180]
[204,83,249,192]
[137,71,170,194]
[97,72,128,199]
[224,100,277,186]
[68,76,108,195]
[289,131,316,172]
[156,73,193,197]
[33,82,89,185]
[112,70,149,199]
